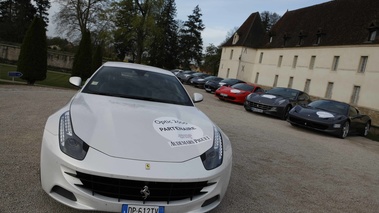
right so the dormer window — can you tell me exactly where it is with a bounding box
[366,21,378,42]
[283,33,290,47]
[315,28,325,45]
[232,33,239,45]
[297,31,307,46]
[369,30,377,41]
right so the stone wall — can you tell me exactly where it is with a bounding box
[0,43,73,71]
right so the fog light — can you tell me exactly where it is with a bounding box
[333,124,341,128]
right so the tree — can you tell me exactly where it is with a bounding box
[201,43,221,75]
[91,43,103,73]
[34,0,50,24]
[179,5,204,69]
[260,11,281,32]
[0,0,36,43]
[54,0,112,39]
[113,0,164,64]
[72,30,92,80]
[148,0,179,69]
[17,17,47,85]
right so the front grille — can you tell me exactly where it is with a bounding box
[216,94,235,100]
[289,116,329,130]
[248,101,273,110]
[71,172,213,204]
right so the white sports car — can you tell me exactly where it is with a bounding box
[40,62,232,213]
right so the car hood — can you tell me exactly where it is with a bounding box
[219,86,248,94]
[249,93,289,105]
[292,106,344,120]
[69,93,214,162]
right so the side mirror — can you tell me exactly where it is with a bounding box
[193,93,203,103]
[69,76,82,88]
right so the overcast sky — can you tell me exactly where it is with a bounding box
[47,0,330,47]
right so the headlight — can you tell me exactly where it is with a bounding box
[277,99,286,105]
[59,111,89,160]
[201,126,223,170]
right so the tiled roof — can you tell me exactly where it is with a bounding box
[224,0,379,49]
[265,0,379,48]
[223,12,265,48]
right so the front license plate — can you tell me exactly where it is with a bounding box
[251,107,263,113]
[220,93,228,97]
[205,88,211,91]
[122,204,164,213]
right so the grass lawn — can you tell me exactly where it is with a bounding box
[0,63,75,89]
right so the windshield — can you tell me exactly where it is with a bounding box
[232,83,255,91]
[308,100,348,115]
[221,78,239,84]
[82,66,193,106]
[266,87,299,99]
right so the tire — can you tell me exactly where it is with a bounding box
[281,105,291,120]
[338,121,350,139]
[360,122,371,137]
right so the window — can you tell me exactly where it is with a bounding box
[358,56,368,73]
[259,52,264,63]
[292,56,298,69]
[349,106,358,116]
[304,79,311,93]
[273,75,279,87]
[369,30,377,41]
[351,86,360,104]
[332,56,339,71]
[315,35,322,45]
[277,55,283,67]
[298,93,310,101]
[325,82,334,99]
[226,69,230,78]
[230,50,234,60]
[309,56,316,70]
[288,77,293,88]
[255,72,259,83]
[232,33,239,44]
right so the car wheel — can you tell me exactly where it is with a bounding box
[361,122,370,137]
[281,105,291,120]
[338,121,350,139]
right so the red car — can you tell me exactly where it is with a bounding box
[215,83,264,104]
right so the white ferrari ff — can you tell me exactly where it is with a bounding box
[40,62,232,213]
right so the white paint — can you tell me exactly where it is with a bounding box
[153,117,211,148]
[230,89,241,93]
[316,111,334,118]
[262,94,277,99]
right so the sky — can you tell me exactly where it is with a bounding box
[47,0,331,47]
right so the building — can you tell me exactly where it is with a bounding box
[219,0,379,125]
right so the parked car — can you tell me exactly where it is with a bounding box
[204,78,243,93]
[185,72,209,84]
[170,69,182,76]
[218,78,245,87]
[244,87,311,120]
[287,99,371,139]
[176,70,196,83]
[191,75,217,88]
[215,83,264,104]
[40,62,232,213]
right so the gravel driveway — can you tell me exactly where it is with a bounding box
[1,84,379,213]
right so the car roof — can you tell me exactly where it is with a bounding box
[102,62,174,76]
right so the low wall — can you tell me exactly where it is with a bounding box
[0,43,74,71]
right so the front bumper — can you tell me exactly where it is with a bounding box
[40,130,232,213]
[244,100,286,118]
[287,113,342,135]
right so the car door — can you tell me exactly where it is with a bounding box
[349,106,365,133]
